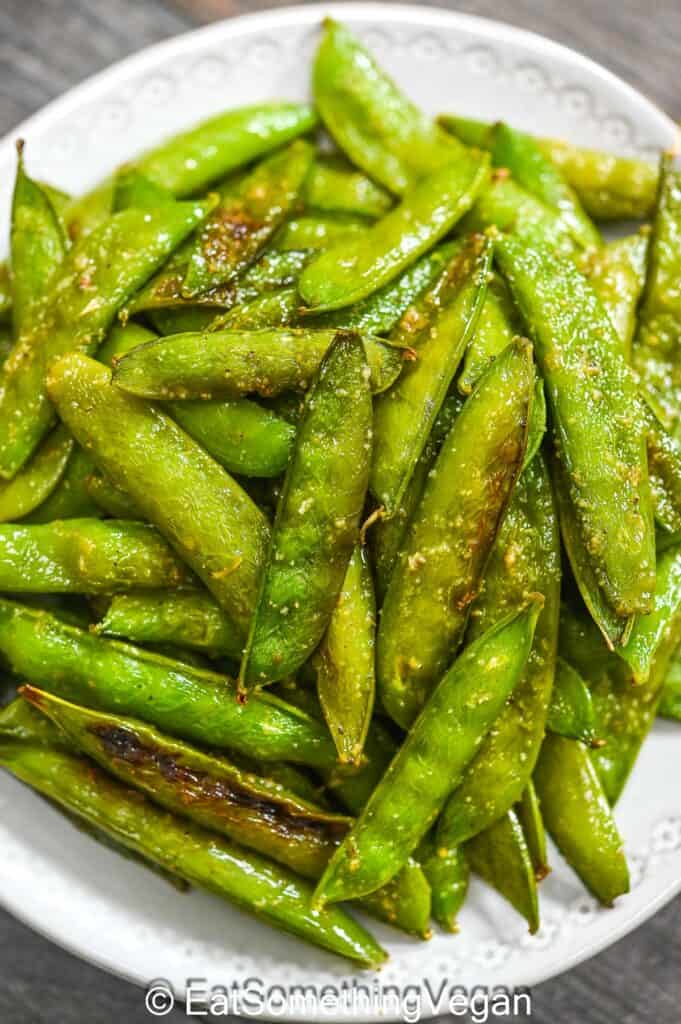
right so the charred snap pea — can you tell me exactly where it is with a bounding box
[298,156,489,313]
[112,327,403,399]
[0,519,197,593]
[466,809,540,933]
[240,332,372,689]
[315,546,375,765]
[314,20,466,195]
[47,354,270,635]
[370,236,490,515]
[496,235,655,624]
[183,140,314,296]
[0,741,385,967]
[463,176,577,258]
[0,599,338,766]
[378,338,534,729]
[534,733,629,905]
[313,600,541,906]
[304,156,393,218]
[547,657,599,746]
[96,590,242,660]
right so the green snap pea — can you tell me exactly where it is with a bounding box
[0,424,73,522]
[579,233,648,360]
[0,263,12,323]
[314,20,466,195]
[533,733,629,905]
[209,289,300,331]
[48,354,270,634]
[183,140,314,296]
[240,332,371,689]
[435,454,560,847]
[0,599,338,766]
[0,196,214,479]
[547,657,599,746]
[633,157,681,437]
[378,337,534,729]
[497,235,655,623]
[149,308,219,336]
[0,519,197,594]
[274,214,369,251]
[457,274,521,396]
[112,327,403,400]
[438,115,658,220]
[313,600,542,907]
[316,546,375,765]
[113,168,175,213]
[617,543,681,683]
[298,157,489,313]
[490,122,600,248]
[466,809,540,933]
[24,445,101,523]
[645,403,681,535]
[516,781,549,881]
[463,176,577,258]
[0,741,385,967]
[85,472,143,520]
[659,654,681,721]
[303,156,393,218]
[0,696,69,747]
[419,835,469,933]
[370,236,490,514]
[135,104,317,198]
[96,590,242,660]
[166,398,294,478]
[62,179,116,241]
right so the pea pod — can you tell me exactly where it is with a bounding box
[547,657,598,746]
[0,741,385,967]
[0,263,12,323]
[457,274,520,396]
[240,332,371,689]
[0,697,69,747]
[497,235,655,622]
[645,404,681,536]
[579,233,648,360]
[184,140,314,296]
[419,835,469,933]
[113,327,402,400]
[304,156,393,218]
[316,546,375,765]
[633,156,681,437]
[370,236,490,514]
[516,781,549,881]
[435,454,560,847]
[210,289,300,331]
[466,809,540,933]
[617,543,681,684]
[0,196,215,479]
[85,472,143,520]
[96,590,241,659]
[24,445,101,523]
[0,519,198,594]
[534,733,629,905]
[659,655,681,721]
[0,598,338,766]
[378,338,534,729]
[274,214,369,251]
[438,115,658,221]
[313,20,466,195]
[0,424,73,522]
[313,600,541,906]
[463,176,577,257]
[298,157,489,313]
[48,354,270,635]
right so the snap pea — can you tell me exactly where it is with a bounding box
[378,338,534,729]
[313,600,541,906]
[497,235,655,621]
[457,274,520,396]
[659,654,681,721]
[149,308,218,336]
[166,398,294,478]
[0,519,197,594]
[85,471,142,520]
[96,590,242,660]
[370,236,490,514]
[209,289,300,331]
[633,156,681,437]
[0,741,385,967]
[533,733,629,905]
[112,328,403,400]
[466,809,540,933]
[645,403,681,535]
[113,168,175,213]
[62,179,116,241]
[0,599,338,766]
[435,454,560,847]
[0,196,215,479]
[438,115,658,220]
[0,263,12,323]
[0,424,73,522]
[304,156,393,218]
[134,103,317,197]
[183,140,314,296]
[316,546,375,765]
[274,214,369,251]
[48,354,270,635]
[419,835,469,933]
[516,781,549,881]
[24,445,101,523]
[489,122,600,248]
[240,332,371,689]
[0,697,68,747]
[463,176,577,258]
[313,20,466,195]
[579,233,648,360]
[298,157,489,313]
[617,543,681,683]
[547,657,598,746]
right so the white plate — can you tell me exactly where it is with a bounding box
[0,5,679,1020]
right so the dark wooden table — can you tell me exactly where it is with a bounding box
[1,1,680,1020]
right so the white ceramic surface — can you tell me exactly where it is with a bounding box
[0,5,678,1020]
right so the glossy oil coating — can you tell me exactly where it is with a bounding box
[303,156,393,218]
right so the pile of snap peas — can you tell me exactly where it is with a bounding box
[1,18,681,966]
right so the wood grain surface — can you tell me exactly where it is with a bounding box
[0,1,679,1021]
